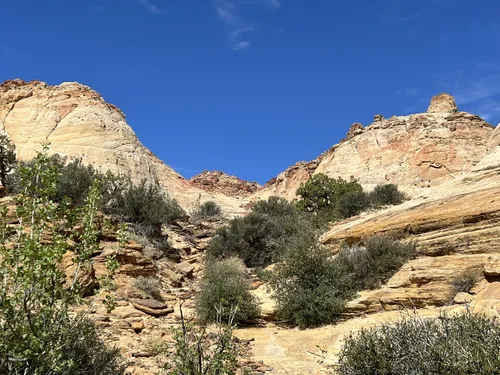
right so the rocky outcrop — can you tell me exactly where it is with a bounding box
[0,79,249,216]
[254,94,493,202]
[190,170,260,197]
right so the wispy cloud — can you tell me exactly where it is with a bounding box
[435,63,500,123]
[213,0,281,50]
[137,0,166,15]
[380,0,444,23]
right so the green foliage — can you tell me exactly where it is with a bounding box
[166,305,239,375]
[6,154,186,235]
[337,190,370,219]
[336,236,416,290]
[207,196,306,268]
[296,174,363,214]
[336,311,500,375]
[107,179,186,235]
[196,258,260,325]
[0,148,124,375]
[270,223,355,328]
[369,183,406,207]
[0,134,16,187]
[251,196,297,217]
[134,276,163,300]
[191,200,222,219]
[453,269,480,294]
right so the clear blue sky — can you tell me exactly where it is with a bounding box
[1,0,500,184]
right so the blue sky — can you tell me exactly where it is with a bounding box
[1,0,500,184]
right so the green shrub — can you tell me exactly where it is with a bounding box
[107,179,186,234]
[196,258,260,324]
[337,191,370,219]
[207,196,308,268]
[0,149,124,375]
[369,183,406,207]
[296,174,363,214]
[191,201,222,219]
[134,276,163,300]
[270,224,355,328]
[336,311,500,375]
[207,212,282,268]
[251,196,297,217]
[336,236,416,290]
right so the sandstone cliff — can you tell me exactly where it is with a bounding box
[0,79,249,215]
[253,94,494,201]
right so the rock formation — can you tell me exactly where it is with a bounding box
[0,79,249,216]
[254,94,493,201]
[190,170,260,197]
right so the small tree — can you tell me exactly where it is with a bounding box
[191,201,222,219]
[0,134,16,187]
[270,223,355,328]
[369,184,406,207]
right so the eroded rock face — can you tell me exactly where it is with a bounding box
[427,93,458,113]
[254,94,493,200]
[190,170,260,197]
[0,79,248,215]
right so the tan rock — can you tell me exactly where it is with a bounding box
[190,170,260,197]
[484,257,500,277]
[427,93,458,113]
[131,299,174,317]
[454,292,473,304]
[131,321,145,333]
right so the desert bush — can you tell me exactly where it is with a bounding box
[166,305,239,375]
[251,196,297,217]
[196,258,259,325]
[191,201,222,219]
[336,311,500,375]
[336,236,416,290]
[0,149,124,375]
[270,224,355,328]
[207,197,308,268]
[107,179,186,234]
[369,183,406,207]
[337,190,371,219]
[207,212,283,267]
[453,269,480,294]
[134,276,163,300]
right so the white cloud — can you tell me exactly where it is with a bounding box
[213,0,280,50]
[137,0,166,15]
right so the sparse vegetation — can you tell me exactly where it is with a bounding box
[0,148,124,375]
[134,276,163,300]
[207,197,307,268]
[336,235,416,290]
[191,200,222,219]
[295,174,405,226]
[196,258,260,325]
[6,153,186,239]
[166,305,239,375]
[453,269,480,294]
[336,311,500,375]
